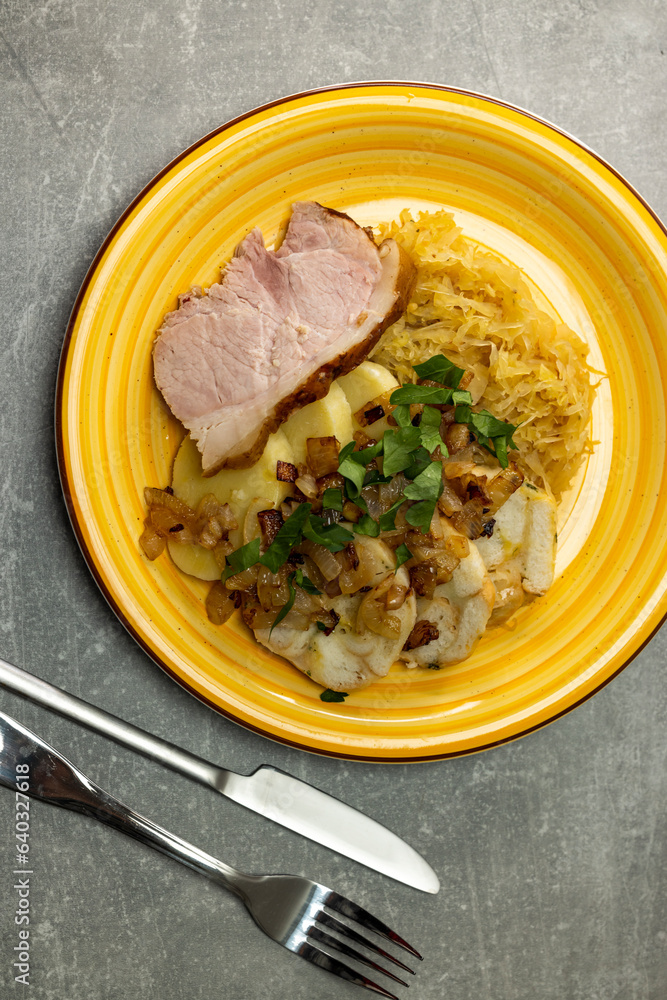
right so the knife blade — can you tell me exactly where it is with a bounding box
[0,656,439,893]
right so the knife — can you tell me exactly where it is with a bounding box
[0,656,439,894]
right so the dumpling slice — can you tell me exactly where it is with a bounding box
[475,483,557,625]
[253,537,416,691]
[401,533,495,669]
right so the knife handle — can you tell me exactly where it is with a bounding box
[0,656,226,791]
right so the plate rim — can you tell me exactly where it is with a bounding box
[55,80,667,762]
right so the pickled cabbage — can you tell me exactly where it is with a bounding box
[371,210,597,497]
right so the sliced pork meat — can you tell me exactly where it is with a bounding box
[153,201,416,474]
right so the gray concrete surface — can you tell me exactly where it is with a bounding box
[1,1,666,998]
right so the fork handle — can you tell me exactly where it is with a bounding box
[0,656,226,790]
[0,708,253,900]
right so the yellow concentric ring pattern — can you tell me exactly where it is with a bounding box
[57,84,667,760]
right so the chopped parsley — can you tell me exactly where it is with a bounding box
[259,502,312,572]
[322,487,344,511]
[395,543,412,569]
[302,515,355,551]
[320,689,348,702]
[222,537,261,582]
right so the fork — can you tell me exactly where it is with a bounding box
[0,710,420,997]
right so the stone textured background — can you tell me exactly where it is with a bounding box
[1,1,666,998]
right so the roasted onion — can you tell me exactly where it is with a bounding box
[257,565,291,611]
[139,525,166,560]
[299,539,342,582]
[306,436,340,478]
[205,583,239,625]
[358,576,402,638]
[243,498,273,544]
[484,463,524,514]
[403,619,440,651]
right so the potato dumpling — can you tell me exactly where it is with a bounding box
[337,360,399,440]
[281,381,354,465]
[169,429,294,580]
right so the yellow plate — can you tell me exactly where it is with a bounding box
[57,83,667,761]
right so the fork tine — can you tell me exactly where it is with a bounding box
[297,942,400,999]
[307,925,409,987]
[315,910,415,975]
[324,890,423,959]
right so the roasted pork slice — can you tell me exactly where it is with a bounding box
[153,201,416,474]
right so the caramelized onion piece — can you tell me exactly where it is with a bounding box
[292,586,324,615]
[342,501,361,523]
[438,478,464,517]
[353,429,377,448]
[301,555,325,591]
[300,539,342,582]
[257,509,284,547]
[205,583,239,625]
[306,436,340,478]
[213,539,233,569]
[276,460,298,483]
[451,498,486,539]
[358,576,402,638]
[403,619,440,651]
[313,608,340,636]
[198,517,224,549]
[144,487,193,520]
[257,565,291,611]
[225,564,259,592]
[385,579,409,611]
[278,609,312,631]
[149,505,189,536]
[139,525,166,560]
[360,483,382,520]
[445,422,471,454]
[345,542,360,571]
[484,462,524,514]
[324,577,342,598]
[353,390,395,427]
[445,531,469,559]
[338,540,389,595]
[409,560,438,600]
[378,472,408,509]
[243,498,274,544]
[295,472,318,500]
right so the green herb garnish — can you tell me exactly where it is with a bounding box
[259,503,312,572]
[382,425,421,476]
[378,498,405,532]
[354,513,381,537]
[394,543,412,569]
[222,537,261,582]
[353,440,384,465]
[337,441,367,497]
[403,461,444,534]
[293,567,322,595]
[403,461,444,503]
[303,515,355,552]
[391,403,412,428]
[419,405,448,455]
[413,354,464,387]
[390,384,454,406]
[322,488,343,511]
[320,688,348,702]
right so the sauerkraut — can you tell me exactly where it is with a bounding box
[371,209,597,497]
